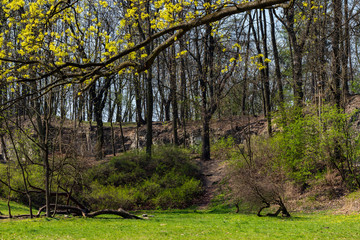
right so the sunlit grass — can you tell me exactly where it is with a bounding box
[1,207,360,240]
[0,198,30,216]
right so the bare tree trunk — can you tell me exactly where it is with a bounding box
[242,23,252,115]
[342,0,350,98]
[332,0,342,107]
[170,45,179,145]
[200,19,215,160]
[179,39,188,146]
[260,10,272,135]
[119,119,127,152]
[277,4,312,107]
[2,136,12,218]
[134,75,145,126]
[250,12,272,135]
[93,96,104,160]
[269,9,284,107]
[201,114,211,160]
[110,121,116,156]
[37,100,51,217]
[90,78,112,160]
[146,69,153,159]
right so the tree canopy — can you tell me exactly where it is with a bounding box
[0,0,290,108]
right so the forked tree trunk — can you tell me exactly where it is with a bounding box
[257,198,290,217]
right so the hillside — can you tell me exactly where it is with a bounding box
[42,95,360,160]
[41,115,267,160]
[2,96,360,212]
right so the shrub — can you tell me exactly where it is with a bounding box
[222,104,360,215]
[225,135,291,217]
[86,145,202,210]
[153,178,202,209]
[272,107,322,183]
[273,104,360,189]
[86,182,135,210]
[212,137,236,161]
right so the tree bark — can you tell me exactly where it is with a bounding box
[179,39,188,146]
[33,205,142,219]
[250,12,272,135]
[200,20,215,161]
[332,0,342,107]
[146,69,153,159]
[269,9,284,107]
[342,0,350,97]
[170,45,179,145]
[134,75,145,126]
[86,209,142,219]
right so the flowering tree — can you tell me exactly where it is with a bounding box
[0,0,290,101]
[0,0,291,216]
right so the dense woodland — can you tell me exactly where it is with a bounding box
[1,0,360,218]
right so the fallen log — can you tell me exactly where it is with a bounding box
[36,204,87,217]
[86,209,142,219]
[36,204,142,219]
[0,214,33,219]
[1,204,142,220]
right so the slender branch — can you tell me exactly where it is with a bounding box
[3,0,290,90]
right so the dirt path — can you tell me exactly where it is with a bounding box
[194,156,227,209]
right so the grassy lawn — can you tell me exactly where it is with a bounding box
[0,199,30,216]
[1,208,360,240]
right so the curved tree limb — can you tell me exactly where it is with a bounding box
[86,209,143,219]
[0,0,290,104]
[35,205,142,219]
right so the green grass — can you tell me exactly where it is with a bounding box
[0,198,30,216]
[1,199,360,239]
[1,208,360,239]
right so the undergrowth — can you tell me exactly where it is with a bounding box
[85,145,202,210]
[212,104,360,214]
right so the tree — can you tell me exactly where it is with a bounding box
[2,0,360,217]
[226,135,291,217]
[269,9,284,109]
[249,10,272,135]
[331,0,342,107]
[89,77,112,160]
[1,0,296,217]
[0,0,292,161]
[1,0,291,108]
[275,0,313,106]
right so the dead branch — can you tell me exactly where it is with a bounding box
[86,209,143,219]
[35,204,142,219]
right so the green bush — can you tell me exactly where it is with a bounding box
[86,182,135,210]
[0,163,46,208]
[153,178,202,209]
[212,137,236,160]
[86,145,202,210]
[220,104,360,214]
[272,104,360,188]
[272,107,322,183]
